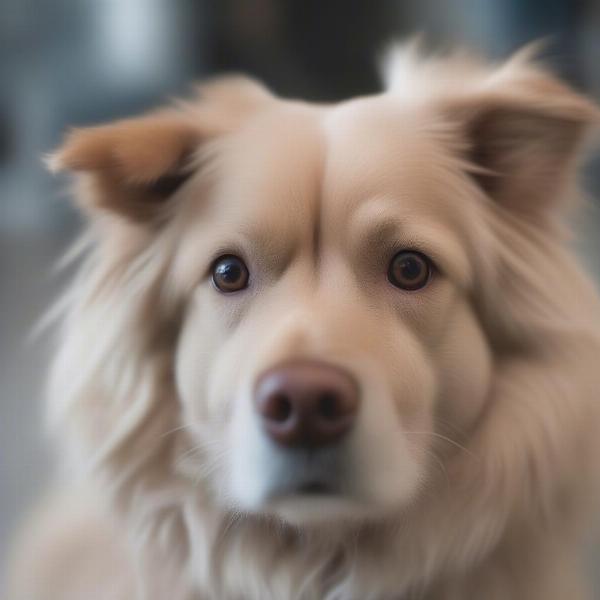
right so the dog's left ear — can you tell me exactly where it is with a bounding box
[446,66,599,214]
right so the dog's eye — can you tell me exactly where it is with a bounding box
[212,255,249,293]
[388,251,432,291]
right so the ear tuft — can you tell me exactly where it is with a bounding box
[382,41,599,215]
[48,76,274,224]
[440,52,600,214]
[49,112,201,184]
[47,111,206,223]
[462,94,598,211]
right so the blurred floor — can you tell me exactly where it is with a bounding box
[0,228,72,573]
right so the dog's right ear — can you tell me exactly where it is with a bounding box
[48,110,205,223]
[48,76,273,224]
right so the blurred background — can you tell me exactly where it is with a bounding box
[1,0,600,589]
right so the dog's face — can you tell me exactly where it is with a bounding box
[50,56,598,531]
[171,99,493,523]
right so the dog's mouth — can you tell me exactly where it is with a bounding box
[261,449,346,502]
[268,477,340,500]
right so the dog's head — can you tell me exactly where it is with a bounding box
[49,48,599,537]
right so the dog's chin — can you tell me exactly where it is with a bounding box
[262,489,375,527]
[226,478,396,528]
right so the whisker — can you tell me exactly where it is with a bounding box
[405,430,477,459]
[174,445,205,465]
[173,436,228,467]
[434,418,469,440]
[198,454,227,477]
[158,423,193,439]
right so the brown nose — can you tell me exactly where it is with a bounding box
[254,361,359,448]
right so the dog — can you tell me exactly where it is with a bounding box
[7,43,600,599]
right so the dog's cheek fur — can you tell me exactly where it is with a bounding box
[173,288,251,504]
[46,236,194,584]
[432,299,493,444]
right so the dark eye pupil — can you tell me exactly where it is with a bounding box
[388,251,431,290]
[398,256,421,280]
[217,261,241,283]
[212,255,249,292]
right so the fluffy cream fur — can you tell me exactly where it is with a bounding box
[7,43,600,600]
